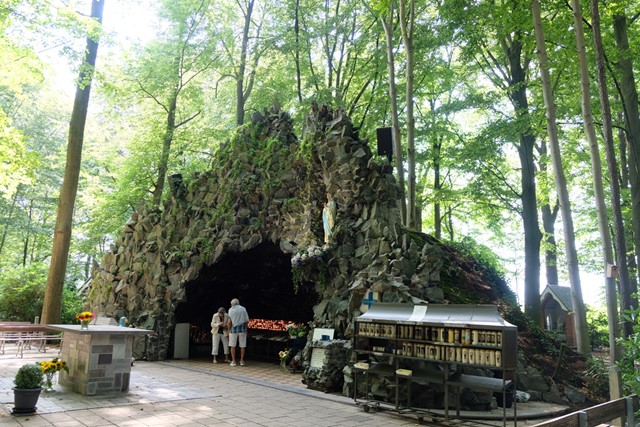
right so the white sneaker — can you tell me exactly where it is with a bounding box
[213,358,217,364]
[230,361,236,366]
[240,361,245,366]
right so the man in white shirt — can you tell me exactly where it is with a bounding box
[227,298,249,366]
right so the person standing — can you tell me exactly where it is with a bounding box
[211,307,230,364]
[227,298,249,366]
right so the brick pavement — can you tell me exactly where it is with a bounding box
[0,349,565,426]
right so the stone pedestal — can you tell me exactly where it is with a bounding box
[47,325,151,396]
[303,339,349,392]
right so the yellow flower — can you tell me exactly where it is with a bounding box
[39,357,69,374]
[76,311,95,321]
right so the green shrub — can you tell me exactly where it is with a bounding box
[0,264,47,321]
[586,305,609,349]
[0,263,83,323]
[14,363,43,389]
[618,304,640,395]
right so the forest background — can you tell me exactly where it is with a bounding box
[1,0,639,364]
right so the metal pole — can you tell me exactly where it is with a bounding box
[578,411,588,427]
[625,396,635,427]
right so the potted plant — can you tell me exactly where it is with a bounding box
[12,363,43,415]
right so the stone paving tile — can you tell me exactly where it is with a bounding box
[0,348,569,427]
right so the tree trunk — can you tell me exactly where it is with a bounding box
[42,0,104,324]
[591,1,635,338]
[532,0,590,354]
[151,93,178,206]
[236,0,255,126]
[294,0,302,102]
[0,186,20,256]
[503,36,541,321]
[538,138,559,286]
[433,137,442,240]
[570,0,622,396]
[399,0,416,228]
[380,4,407,225]
[541,203,559,286]
[613,12,640,303]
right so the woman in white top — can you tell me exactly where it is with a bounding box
[211,307,230,363]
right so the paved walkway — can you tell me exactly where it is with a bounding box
[0,348,569,426]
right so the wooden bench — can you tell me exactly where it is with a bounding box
[0,325,63,358]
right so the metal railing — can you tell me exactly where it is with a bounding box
[532,395,638,427]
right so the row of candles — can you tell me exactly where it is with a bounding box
[369,343,503,367]
[358,322,503,348]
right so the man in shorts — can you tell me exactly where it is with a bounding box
[227,298,249,366]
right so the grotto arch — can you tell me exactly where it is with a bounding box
[174,241,318,358]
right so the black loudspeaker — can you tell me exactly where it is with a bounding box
[377,127,393,162]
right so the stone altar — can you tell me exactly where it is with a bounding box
[47,325,151,396]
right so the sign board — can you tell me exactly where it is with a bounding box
[312,328,334,341]
[310,348,326,368]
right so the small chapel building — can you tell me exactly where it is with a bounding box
[540,284,577,348]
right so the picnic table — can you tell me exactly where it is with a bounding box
[0,324,62,357]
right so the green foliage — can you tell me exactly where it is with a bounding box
[448,236,506,281]
[0,264,47,322]
[586,305,609,349]
[14,363,43,389]
[61,286,84,325]
[292,267,304,295]
[0,264,83,324]
[583,355,609,395]
[618,304,640,396]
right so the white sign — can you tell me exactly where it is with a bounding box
[312,328,334,341]
[310,348,326,368]
[408,305,427,322]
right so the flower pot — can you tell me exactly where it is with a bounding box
[80,320,90,330]
[12,387,42,415]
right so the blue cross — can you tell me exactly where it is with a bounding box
[362,291,378,309]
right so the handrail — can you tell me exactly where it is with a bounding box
[532,395,638,427]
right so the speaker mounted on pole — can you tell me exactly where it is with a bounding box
[376,127,393,163]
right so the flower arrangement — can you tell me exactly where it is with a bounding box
[278,348,302,373]
[278,348,289,372]
[38,357,68,390]
[290,244,326,267]
[285,322,308,338]
[76,311,95,322]
[290,244,331,293]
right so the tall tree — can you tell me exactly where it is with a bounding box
[42,0,104,324]
[569,0,622,395]
[398,0,416,228]
[441,0,542,320]
[531,0,590,354]
[146,0,216,205]
[379,1,407,225]
[231,0,263,126]
[612,9,640,310]
[288,0,385,133]
[590,0,635,338]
